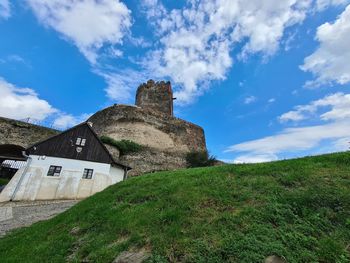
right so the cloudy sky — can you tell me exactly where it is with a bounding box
[0,0,350,163]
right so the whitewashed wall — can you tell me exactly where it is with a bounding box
[0,155,125,202]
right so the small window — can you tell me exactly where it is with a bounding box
[47,165,62,177]
[76,137,81,145]
[76,137,86,146]
[82,168,93,179]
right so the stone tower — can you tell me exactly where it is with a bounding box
[135,80,174,116]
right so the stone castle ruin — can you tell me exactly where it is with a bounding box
[136,80,174,116]
[89,80,207,176]
[0,80,207,176]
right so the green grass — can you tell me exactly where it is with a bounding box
[0,178,9,186]
[100,136,143,156]
[1,152,350,262]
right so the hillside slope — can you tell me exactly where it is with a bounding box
[0,152,350,262]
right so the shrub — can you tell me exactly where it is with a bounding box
[0,178,9,186]
[186,151,217,168]
[100,136,143,155]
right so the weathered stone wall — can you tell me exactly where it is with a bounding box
[136,80,174,116]
[89,105,206,153]
[88,104,207,176]
[0,117,59,148]
[119,148,187,177]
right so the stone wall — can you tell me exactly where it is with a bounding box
[136,80,174,116]
[89,104,206,153]
[119,148,187,176]
[88,104,207,176]
[0,117,59,148]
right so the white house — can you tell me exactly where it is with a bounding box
[0,122,130,202]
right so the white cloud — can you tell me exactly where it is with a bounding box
[226,121,350,156]
[23,0,350,105]
[109,47,123,58]
[24,0,348,104]
[244,96,257,104]
[0,77,91,130]
[0,0,10,19]
[233,153,278,164]
[141,0,341,104]
[331,137,350,151]
[128,35,152,48]
[26,0,134,104]
[268,98,276,103]
[53,113,92,130]
[95,69,148,102]
[6,55,25,63]
[0,78,56,121]
[279,110,306,122]
[301,4,350,87]
[227,92,350,162]
[316,0,349,10]
[279,92,350,122]
[27,0,131,64]
[0,54,32,68]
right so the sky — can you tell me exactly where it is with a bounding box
[0,0,350,163]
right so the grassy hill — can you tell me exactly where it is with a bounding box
[1,152,350,263]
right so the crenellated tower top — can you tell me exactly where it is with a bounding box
[135,80,174,116]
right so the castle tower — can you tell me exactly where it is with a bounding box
[135,80,174,116]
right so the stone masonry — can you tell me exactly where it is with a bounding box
[136,80,174,116]
[0,117,59,148]
[89,80,207,176]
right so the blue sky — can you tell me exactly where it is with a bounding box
[0,0,350,163]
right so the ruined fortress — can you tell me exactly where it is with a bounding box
[89,80,207,175]
[0,80,207,176]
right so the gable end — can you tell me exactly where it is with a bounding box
[27,123,114,164]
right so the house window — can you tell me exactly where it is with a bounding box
[82,168,93,179]
[76,137,86,146]
[47,165,62,177]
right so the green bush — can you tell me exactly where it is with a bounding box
[100,136,143,155]
[0,178,9,186]
[186,151,217,168]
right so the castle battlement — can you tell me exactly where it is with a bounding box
[135,80,174,116]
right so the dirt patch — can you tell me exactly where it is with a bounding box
[0,200,78,237]
[113,248,150,263]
